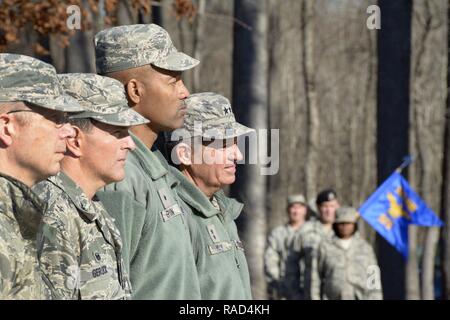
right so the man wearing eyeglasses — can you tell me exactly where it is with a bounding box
[0,53,83,299]
[168,92,254,299]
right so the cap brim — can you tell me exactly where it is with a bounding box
[288,201,307,206]
[76,108,150,127]
[202,122,255,140]
[28,94,84,113]
[335,220,358,224]
[152,51,199,72]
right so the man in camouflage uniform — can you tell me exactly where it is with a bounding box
[94,24,202,299]
[168,92,254,299]
[0,54,83,299]
[33,74,148,300]
[311,207,383,300]
[264,194,309,299]
[294,188,340,299]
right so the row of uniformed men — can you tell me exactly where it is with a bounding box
[0,24,253,299]
[264,190,383,300]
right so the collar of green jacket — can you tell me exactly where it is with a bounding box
[48,171,100,222]
[169,166,243,221]
[129,132,179,189]
[129,132,167,180]
[0,172,46,238]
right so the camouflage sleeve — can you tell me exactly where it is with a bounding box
[264,229,281,287]
[366,245,383,300]
[308,239,324,300]
[0,236,13,298]
[37,201,80,300]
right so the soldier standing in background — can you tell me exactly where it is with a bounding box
[264,194,309,299]
[310,207,383,300]
[294,188,340,299]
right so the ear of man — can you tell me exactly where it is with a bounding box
[0,114,14,147]
[175,142,192,166]
[125,79,145,106]
[65,126,84,158]
[106,66,150,107]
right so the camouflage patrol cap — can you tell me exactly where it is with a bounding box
[58,73,149,127]
[0,54,83,112]
[334,207,360,224]
[95,24,199,74]
[287,194,306,206]
[172,92,254,141]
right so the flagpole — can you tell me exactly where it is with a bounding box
[395,155,415,173]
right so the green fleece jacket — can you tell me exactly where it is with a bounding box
[170,167,252,299]
[96,133,201,299]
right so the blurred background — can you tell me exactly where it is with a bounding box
[1,0,449,300]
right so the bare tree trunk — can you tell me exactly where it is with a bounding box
[410,0,448,300]
[301,0,319,201]
[406,226,420,299]
[64,30,95,73]
[192,0,206,92]
[162,0,234,98]
[116,0,139,25]
[231,0,269,300]
[266,0,307,231]
[441,0,450,301]
[442,83,450,299]
[422,228,440,299]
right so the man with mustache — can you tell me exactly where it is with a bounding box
[94,24,202,299]
[33,74,148,300]
[168,92,254,299]
[0,54,83,299]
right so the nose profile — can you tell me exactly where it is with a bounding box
[123,135,136,151]
[178,79,190,99]
[234,143,244,162]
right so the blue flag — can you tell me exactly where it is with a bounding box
[359,171,443,258]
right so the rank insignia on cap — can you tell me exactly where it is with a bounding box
[223,105,232,115]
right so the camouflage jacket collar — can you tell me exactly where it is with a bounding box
[316,220,334,237]
[170,166,243,221]
[330,231,361,250]
[129,132,168,181]
[0,172,46,238]
[49,172,100,222]
[285,223,303,234]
